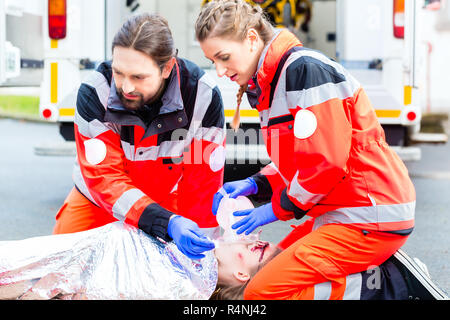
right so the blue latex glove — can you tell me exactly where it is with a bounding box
[167,215,215,260]
[232,203,278,235]
[212,178,258,215]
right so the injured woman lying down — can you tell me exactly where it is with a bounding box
[1,220,445,300]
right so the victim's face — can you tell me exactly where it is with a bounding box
[199,36,260,86]
[214,240,277,286]
[111,46,172,111]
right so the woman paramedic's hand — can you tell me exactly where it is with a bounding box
[212,178,258,215]
[167,215,215,260]
[232,203,278,235]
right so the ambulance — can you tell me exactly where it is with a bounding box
[38,0,138,140]
[31,0,447,170]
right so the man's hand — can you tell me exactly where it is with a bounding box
[212,178,258,215]
[167,215,215,259]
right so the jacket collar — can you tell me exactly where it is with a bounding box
[104,60,188,136]
[247,29,302,110]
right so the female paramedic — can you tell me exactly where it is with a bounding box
[195,0,416,299]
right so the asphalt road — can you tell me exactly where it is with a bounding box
[0,118,449,295]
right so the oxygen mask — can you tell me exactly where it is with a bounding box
[214,195,261,246]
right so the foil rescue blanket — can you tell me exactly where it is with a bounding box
[0,222,218,300]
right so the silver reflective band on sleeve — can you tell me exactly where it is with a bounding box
[75,108,118,139]
[112,188,146,221]
[82,70,110,109]
[343,273,362,300]
[288,171,325,205]
[286,81,357,111]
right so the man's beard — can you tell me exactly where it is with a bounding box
[117,89,145,111]
[117,80,166,112]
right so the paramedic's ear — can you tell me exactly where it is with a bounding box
[233,271,251,283]
[162,57,176,79]
[246,28,260,51]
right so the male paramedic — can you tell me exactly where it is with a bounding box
[53,13,225,260]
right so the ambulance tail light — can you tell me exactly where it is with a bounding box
[42,108,53,119]
[48,0,67,40]
[407,111,417,122]
[393,0,405,39]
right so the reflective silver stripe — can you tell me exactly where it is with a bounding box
[288,49,360,93]
[313,201,416,230]
[76,70,117,139]
[121,140,135,161]
[269,96,290,119]
[343,273,362,300]
[75,108,117,138]
[72,161,99,206]
[82,70,110,108]
[314,281,332,300]
[112,188,146,221]
[288,171,326,205]
[286,81,357,111]
[133,140,184,161]
[260,109,270,128]
[270,58,290,118]
[126,127,225,162]
[313,273,362,300]
[266,162,289,185]
[185,73,214,145]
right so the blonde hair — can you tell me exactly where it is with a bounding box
[195,0,274,131]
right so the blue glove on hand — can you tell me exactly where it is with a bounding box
[212,178,258,215]
[167,215,215,260]
[232,203,278,235]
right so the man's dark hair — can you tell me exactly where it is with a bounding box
[112,13,176,70]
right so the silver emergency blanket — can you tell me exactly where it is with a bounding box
[0,222,218,300]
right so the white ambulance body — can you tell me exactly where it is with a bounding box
[38,0,138,140]
[0,0,24,85]
[335,0,422,161]
[30,0,450,167]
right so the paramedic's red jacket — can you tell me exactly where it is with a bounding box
[249,29,415,234]
[72,58,225,241]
